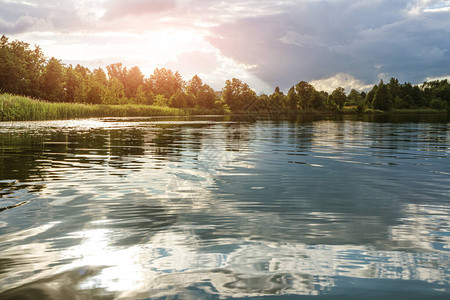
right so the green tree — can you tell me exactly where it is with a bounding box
[154,94,169,107]
[295,81,315,109]
[131,85,147,104]
[169,91,196,108]
[221,78,257,111]
[365,86,377,108]
[325,94,337,110]
[186,75,203,96]
[331,87,346,109]
[270,86,286,110]
[286,86,299,110]
[80,72,106,104]
[387,77,400,101]
[310,90,324,109]
[146,68,184,99]
[124,66,144,98]
[101,77,126,105]
[196,84,216,108]
[185,75,216,108]
[0,35,45,97]
[106,63,127,82]
[64,66,83,103]
[429,98,447,110]
[347,89,362,105]
[372,79,391,111]
[75,64,91,79]
[41,57,65,102]
[93,68,108,86]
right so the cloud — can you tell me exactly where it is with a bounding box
[207,0,450,90]
[310,73,374,93]
[0,0,88,34]
[103,0,177,20]
[0,15,51,34]
[2,0,450,92]
[166,51,220,79]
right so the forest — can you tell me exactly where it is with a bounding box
[1,35,449,113]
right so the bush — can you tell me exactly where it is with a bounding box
[429,98,447,110]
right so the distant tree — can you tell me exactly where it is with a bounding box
[411,85,425,107]
[372,79,391,111]
[325,94,337,110]
[0,35,45,97]
[82,72,106,104]
[106,63,127,83]
[132,85,147,104]
[422,79,450,107]
[186,75,203,96]
[124,66,144,97]
[222,78,257,111]
[169,91,195,108]
[365,86,377,108]
[256,94,270,111]
[186,75,216,108]
[286,86,298,110]
[347,89,362,105]
[153,94,169,107]
[331,87,346,109]
[392,95,410,109]
[169,91,187,108]
[101,77,126,105]
[196,84,216,108]
[93,68,107,86]
[403,94,414,107]
[309,90,324,109]
[270,86,286,110]
[146,68,184,99]
[74,64,91,79]
[295,81,315,109]
[41,57,65,102]
[64,66,82,103]
[387,77,400,101]
[429,98,447,110]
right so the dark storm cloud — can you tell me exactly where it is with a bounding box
[207,0,450,89]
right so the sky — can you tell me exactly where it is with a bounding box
[1,0,450,93]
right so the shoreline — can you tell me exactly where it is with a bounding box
[1,93,447,122]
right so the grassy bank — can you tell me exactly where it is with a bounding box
[0,93,447,121]
[0,93,225,121]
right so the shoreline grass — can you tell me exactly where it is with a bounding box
[0,93,226,121]
[0,93,447,121]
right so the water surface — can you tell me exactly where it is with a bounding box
[0,115,449,299]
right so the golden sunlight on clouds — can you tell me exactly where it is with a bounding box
[16,29,212,71]
[14,28,273,91]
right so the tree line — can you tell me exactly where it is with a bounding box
[1,35,449,112]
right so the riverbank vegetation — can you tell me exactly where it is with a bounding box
[0,93,194,121]
[0,35,448,121]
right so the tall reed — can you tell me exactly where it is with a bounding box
[0,93,193,121]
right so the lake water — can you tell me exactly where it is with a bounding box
[0,115,449,299]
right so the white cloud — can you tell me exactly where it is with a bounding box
[425,74,450,81]
[310,73,374,93]
[0,15,52,33]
